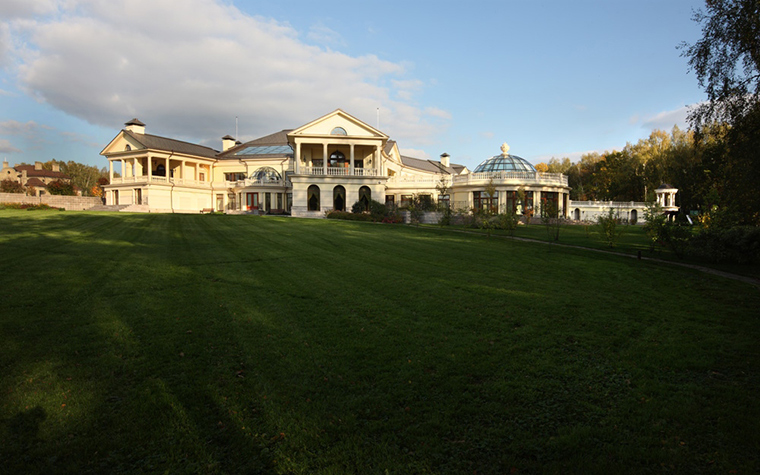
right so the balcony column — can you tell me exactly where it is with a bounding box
[349,143,355,176]
[166,156,171,181]
[534,190,541,215]
[147,156,153,182]
[120,159,125,178]
[295,142,301,174]
[182,161,186,183]
[375,145,380,175]
[323,143,328,175]
[109,160,114,183]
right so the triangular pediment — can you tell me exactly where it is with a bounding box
[100,130,146,156]
[289,109,388,139]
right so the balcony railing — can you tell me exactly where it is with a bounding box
[110,176,211,187]
[299,166,379,177]
[223,179,291,188]
[387,176,451,185]
[453,171,568,186]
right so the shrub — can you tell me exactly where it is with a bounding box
[0,203,62,211]
[540,200,562,241]
[643,203,667,251]
[47,180,76,196]
[1,179,24,194]
[499,211,519,236]
[596,208,624,248]
[688,226,760,264]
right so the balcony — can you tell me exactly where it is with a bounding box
[223,178,291,188]
[298,166,379,177]
[452,171,568,187]
[110,176,211,188]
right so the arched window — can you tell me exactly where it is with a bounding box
[125,145,131,151]
[308,185,320,211]
[333,185,346,212]
[331,127,347,136]
[155,164,166,177]
[359,186,371,211]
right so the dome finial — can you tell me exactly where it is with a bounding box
[500,142,510,156]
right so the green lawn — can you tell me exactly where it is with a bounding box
[444,222,760,279]
[1,210,758,474]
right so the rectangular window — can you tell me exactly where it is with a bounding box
[287,193,293,211]
[385,195,395,206]
[228,193,236,210]
[473,191,497,213]
[224,172,246,182]
[216,194,224,211]
[277,193,283,210]
[400,195,412,208]
[438,194,450,209]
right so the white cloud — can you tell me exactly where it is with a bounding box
[0,119,50,138]
[0,0,58,18]
[306,23,345,47]
[636,105,693,131]
[479,131,494,139]
[5,0,450,150]
[0,138,22,153]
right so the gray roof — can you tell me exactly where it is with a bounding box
[400,155,464,175]
[123,130,219,158]
[384,140,396,154]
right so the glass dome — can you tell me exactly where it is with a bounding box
[473,154,536,173]
[250,167,282,182]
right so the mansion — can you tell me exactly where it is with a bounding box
[102,109,574,217]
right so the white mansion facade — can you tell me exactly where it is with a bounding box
[102,109,660,221]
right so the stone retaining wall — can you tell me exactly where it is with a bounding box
[0,193,103,211]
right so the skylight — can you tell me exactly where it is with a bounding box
[235,145,293,155]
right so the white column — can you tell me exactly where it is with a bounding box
[109,160,114,183]
[295,142,301,174]
[350,143,355,176]
[147,156,152,181]
[323,143,328,175]
[534,190,541,216]
[120,159,125,178]
[375,146,380,175]
[166,157,171,180]
[182,161,186,182]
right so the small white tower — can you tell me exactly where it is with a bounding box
[655,184,679,213]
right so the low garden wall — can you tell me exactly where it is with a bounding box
[0,193,102,211]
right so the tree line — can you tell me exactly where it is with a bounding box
[535,125,724,218]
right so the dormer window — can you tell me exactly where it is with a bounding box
[331,127,347,136]
[125,145,131,151]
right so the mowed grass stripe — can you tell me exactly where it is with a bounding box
[0,210,758,474]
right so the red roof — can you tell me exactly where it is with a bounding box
[24,177,46,187]
[15,165,70,179]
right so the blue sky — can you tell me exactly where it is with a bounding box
[0,0,706,170]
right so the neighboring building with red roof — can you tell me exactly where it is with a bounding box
[1,160,72,196]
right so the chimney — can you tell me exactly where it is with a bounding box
[125,118,146,134]
[52,161,60,172]
[440,153,450,168]
[2,159,8,170]
[35,161,43,170]
[222,135,236,152]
